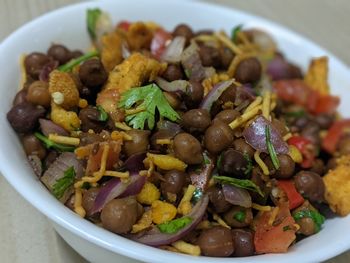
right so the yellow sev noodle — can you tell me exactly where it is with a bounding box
[244,96,262,113]
[214,31,242,55]
[268,207,280,226]
[252,203,272,212]
[74,188,86,217]
[229,106,261,130]
[254,150,269,176]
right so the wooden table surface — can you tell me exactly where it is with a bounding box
[0,0,349,262]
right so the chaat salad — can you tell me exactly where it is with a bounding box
[6,8,350,257]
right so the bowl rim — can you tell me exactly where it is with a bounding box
[0,0,350,262]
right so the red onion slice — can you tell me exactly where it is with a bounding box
[39,118,69,137]
[181,42,206,81]
[161,36,186,63]
[243,115,289,154]
[90,152,147,214]
[128,195,209,246]
[190,152,214,191]
[155,77,189,93]
[199,79,235,111]
[40,152,84,203]
[39,60,59,82]
[222,184,252,208]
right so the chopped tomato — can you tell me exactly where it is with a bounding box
[254,202,297,254]
[277,180,304,210]
[86,140,123,175]
[116,20,131,31]
[273,79,339,115]
[150,28,172,60]
[322,119,350,153]
[288,136,315,168]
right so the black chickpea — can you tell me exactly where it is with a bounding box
[197,226,235,257]
[173,24,193,45]
[218,148,249,178]
[234,57,262,84]
[160,170,186,195]
[181,109,211,133]
[204,121,234,154]
[162,64,184,81]
[184,80,204,109]
[208,186,231,213]
[22,134,46,159]
[198,45,222,68]
[79,59,108,88]
[26,81,51,108]
[265,154,295,179]
[214,109,240,125]
[101,197,139,234]
[24,52,51,79]
[173,133,203,164]
[79,106,106,133]
[82,187,100,216]
[294,171,325,202]
[231,229,255,257]
[232,138,255,158]
[123,129,151,157]
[47,44,71,65]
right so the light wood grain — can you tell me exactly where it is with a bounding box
[0,0,349,262]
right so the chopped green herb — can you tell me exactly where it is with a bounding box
[52,166,76,199]
[233,210,246,222]
[118,84,180,130]
[213,175,264,197]
[265,125,280,170]
[81,182,91,190]
[243,153,253,176]
[58,50,99,72]
[97,105,108,121]
[293,210,325,232]
[35,132,75,152]
[184,68,191,79]
[284,110,305,118]
[217,153,223,169]
[157,217,193,234]
[231,24,242,43]
[283,225,291,231]
[191,188,203,203]
[203,154,211,165]
[87,8,102,40]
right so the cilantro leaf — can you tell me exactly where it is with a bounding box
[231,24,242,43]
[243,153,253,176]
[293,210,325,232]
[118,84,180,130]
[97,105,108,121]
[265,125,280,170]
[52,166,76,199]
[34,132,75,152]
[234,210,246,222]
[58,50,99,72]
[87,8,102,40]
[157,217,193,234]
[213,175,264,197]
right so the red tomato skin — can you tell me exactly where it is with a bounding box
[277,180,304,210]
[322,119,350,153]
[150,28,172,59]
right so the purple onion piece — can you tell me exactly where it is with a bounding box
[156,120,182,135]
[40,152,84,203]
[39,60,59,82]
[155,77,189,93]
[222,184,252,208]
[267,56,291,80]
[90,152,147,214]
[128,195,209,246]
[39,118,69,137]
[199,79,235,111]
[161,36,186,63]
[243,115,289,154]
[28,154,42,178]
[190,151,214,191]
[181,42,206,81]
[234,85,255,107]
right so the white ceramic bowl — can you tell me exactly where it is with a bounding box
[1,0,350,262]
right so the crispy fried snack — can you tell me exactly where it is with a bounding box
[126,22,153,51]
[103,52,166,93]
[304,56,329,95]
[50,103,81,131]
[100,31,124,72]
[48,70,79,110]
[323,155,350,216]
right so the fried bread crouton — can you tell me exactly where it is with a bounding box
[101,31,124,72]
[49,70,79,110]
[50,103,81,131]
[104,52,166,93]
[304,56,329,95]
[323,155,350,216]
[126,22,153,51]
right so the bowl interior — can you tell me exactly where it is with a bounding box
[0,0,349,262]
